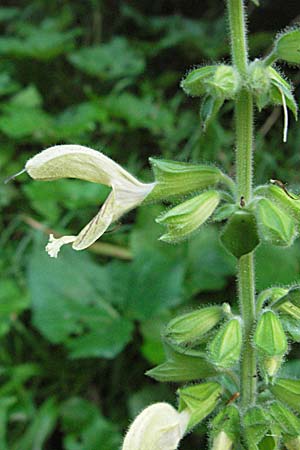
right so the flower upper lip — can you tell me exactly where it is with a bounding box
[25,144,155,257]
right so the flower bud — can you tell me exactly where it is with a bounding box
[181,64,239,99]
[270,378,300,413]
[178,382,222,430]
[256,198,297,247]
[254,310,287,377]
[212,431,234,450]
[200,95,224,131]
[256,286,289,311]
[256,184,300,226]
[220,210,260,258]
[148,158,226,201]
[122,402,189,450]
[275,29,300,65]
[164,306,223,346]
[211,405,240,450]
[249,60,271,110]
[181,65,217,97]
[208,318,242,368]
[157,190,220,243]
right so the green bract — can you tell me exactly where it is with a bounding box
[244,406,278,450]
[271,379,300,413]
[178,382,222,430]
[208,318,242,368]
[220,210,260,258]
[256,198,297,246]
[275,29,300,64]
[156,190,220,242]
[164,306,223,346]
[148,158,229,201]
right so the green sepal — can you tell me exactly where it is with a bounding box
[255,184,300,229]
[220,210,260,258]
[210,405,240,443]
[281,315,300,342]
[256,198,297,247]
[208,318,242,368]
[250,0,260,5]
[164,306,223,347]
[270,378,300,413]
[269,67,298,119]
[181,65,217,97]
[157,190,220,243]
[178,381,222,430]
[249,60,271,110]
[275,29,300,65]
[254,310,288,356]
[269,401,300,441]
[148,158,227,201]
[200,95,224,131]
[146,349,218,382]
[256,286,289,311]
[213,203,236,222]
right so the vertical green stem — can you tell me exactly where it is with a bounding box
[228,0,257,408]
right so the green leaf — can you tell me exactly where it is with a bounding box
[27,234,133,359]
[186,225,236,295]
[61,397,122,450]
[0,279,29,337]
[12,398,58,450]
[276,29,300,64]
[68,37,145,80]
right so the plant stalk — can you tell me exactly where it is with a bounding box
[228,0,257,408]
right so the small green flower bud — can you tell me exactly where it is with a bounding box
[157,190,220,243]
[255,184,300,227]
[275,29,300,65]
[208,318,242,368]
[165,306,223,346]
[178,382,222,430]
[148,158,227,201]
[254,310,287,377]
[286,437,300,450]
[220,210,260,258]
[254,310,287,378]
[181,64,239,99]
[211,405,240,450]
[249,60,271,110]
[271,378,300,413]
[269,402,300,444]
[181,65,217,97]
[208,65,239,99]
[256,198,297,247]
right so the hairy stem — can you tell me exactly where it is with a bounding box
[228,0,257,408]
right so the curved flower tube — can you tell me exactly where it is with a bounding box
[122,402,189,450]
[25,144,156,257]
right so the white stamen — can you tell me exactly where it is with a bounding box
[280,87,289,143]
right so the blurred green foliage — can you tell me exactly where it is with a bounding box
[1,0,300,448]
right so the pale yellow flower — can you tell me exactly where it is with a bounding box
[25,144,155,257]
[122,402,189,450]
